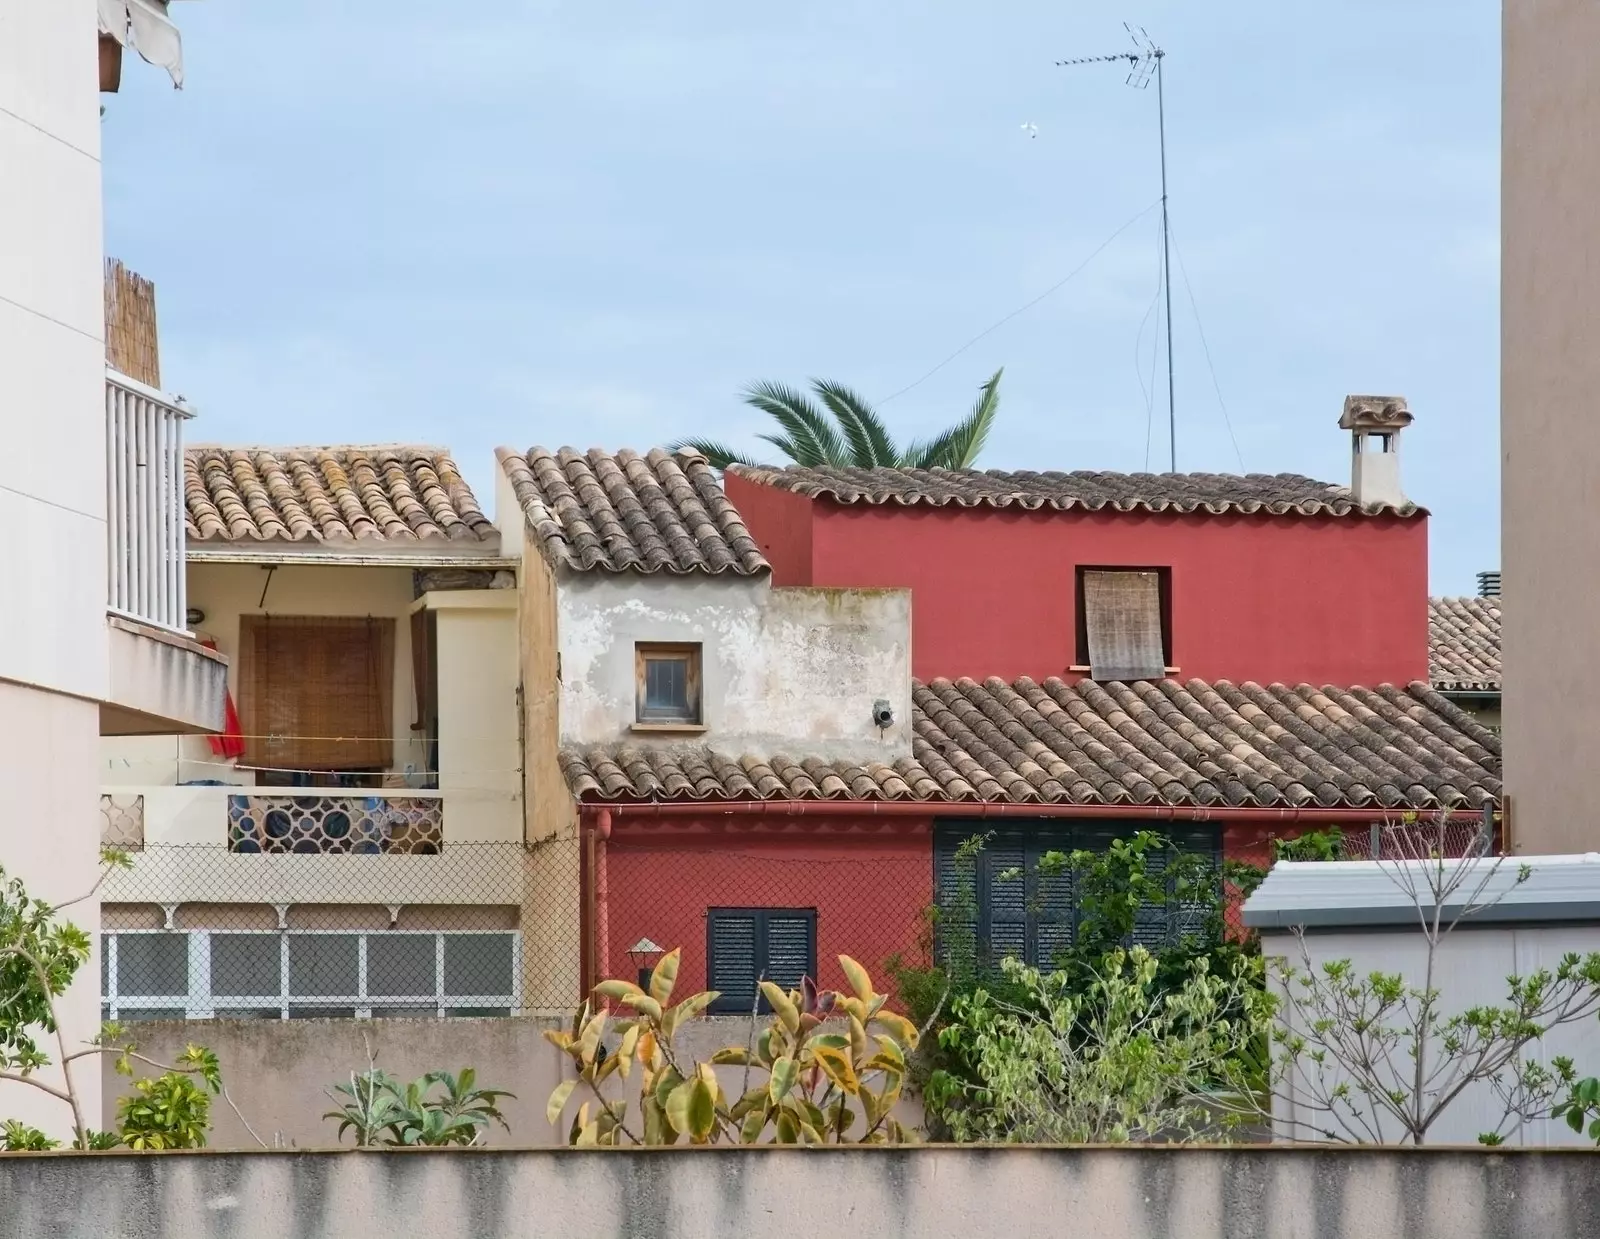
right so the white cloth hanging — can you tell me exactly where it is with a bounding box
[98,0,184,89]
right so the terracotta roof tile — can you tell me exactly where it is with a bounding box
[497,446,769,575]
[185,446,493,545]
[561,676,1499,809]
[1429,596,1501,691]
[727,464,1422,518]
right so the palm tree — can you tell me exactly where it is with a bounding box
[673,367,1003,470]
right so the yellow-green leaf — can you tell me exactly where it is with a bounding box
[798,1121,824,1145]
[769,1055,798,1104]
[775,1110,800,1143]
[542,1029,575,1051]
[595,978,645,1003]
[760,982,800,1034]
[740,1108,768,1143]
[849,1014,870,1066]
[872,1033,906,1072]
[839,955,874,1003]
[649,948,681,1005]
[617,1024,641,1080]
[711,1047,751,1066]
[547,1078,578,1125]
[871,1011,919,1049]
[621,993,663,1022]
[666,1077,717,1142]
[637,1029,661,1072]
[813,1045,860,1095]
[577,1011,606,1064]
[576,1119,600,1147]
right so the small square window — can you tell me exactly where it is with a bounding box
[1075,568,1171,681]
[634,643,702,725]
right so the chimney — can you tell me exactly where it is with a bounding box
[1339,394,1412,509]
[1477,570,1501,598]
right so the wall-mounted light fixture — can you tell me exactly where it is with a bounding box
[628,937,665,990]
[186,607,206,627]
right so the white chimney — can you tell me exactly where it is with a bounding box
[1339,395,1412,508]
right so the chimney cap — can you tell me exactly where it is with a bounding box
[1340,395,1412,433]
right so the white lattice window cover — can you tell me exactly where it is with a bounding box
[227,795,442,854]
[101,793,145,851]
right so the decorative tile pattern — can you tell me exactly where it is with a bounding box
[729,464,1423,518]
[101,793,145,851]
[1429,596,1501,691]
[186,446,494,544]
[496,446,769,575]
[562,677,1500,810]
[227,795,443,853]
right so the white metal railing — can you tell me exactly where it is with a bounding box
[106,367,192,632]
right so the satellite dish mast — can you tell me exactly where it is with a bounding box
[1057,26,1176,473]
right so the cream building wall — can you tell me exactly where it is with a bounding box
[0,0,106,1137]
[1503,0,1600,852]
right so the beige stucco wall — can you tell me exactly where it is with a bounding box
[9,1144,1600,1238]
[0,683,103,1139]
[1503,1,1600,852]
[558,572,913,763]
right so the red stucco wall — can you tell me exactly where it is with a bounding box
[602,828,933,997]
[728,480,1429,687]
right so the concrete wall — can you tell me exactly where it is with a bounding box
[1503,1,1600,853]
[557,571,912,764]
[10,1146,1600,1239]
[1262,924,1600,1147]
[0,0,106,1141]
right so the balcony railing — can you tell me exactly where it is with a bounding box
[106,366,191,633]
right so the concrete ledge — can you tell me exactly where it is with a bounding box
[5,1145,1600,1238]
[102,614,228,735]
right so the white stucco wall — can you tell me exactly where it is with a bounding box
[0,0,106,1141]
[1263,925,1600,1146]
[557,572,912,763]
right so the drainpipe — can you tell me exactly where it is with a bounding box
[579,809,613,992]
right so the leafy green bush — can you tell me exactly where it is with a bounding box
[325,1067,513,1147]
[116,1046,222,1150]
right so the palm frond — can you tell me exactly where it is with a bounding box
[755,432,805,461]
[741,381,851,466]
[904,368,1003,469]
[812,380,899,467]
[666,437,765,469]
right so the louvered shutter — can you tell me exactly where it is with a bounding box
[1131,844,1173,948]
[1167,825,1222,943]
[1032,838,1075,966]
[708,912,759,1014]
[985,837,1029,965]
[764,914,814,991]
[933,826,982,970]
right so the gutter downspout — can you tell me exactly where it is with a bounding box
[579,809,613,992]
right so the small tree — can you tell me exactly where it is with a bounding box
[0,856,241,1150]
[936,946,1272,1143]
[1260,815,1600,1145]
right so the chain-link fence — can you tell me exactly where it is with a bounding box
[99,841,581,1022]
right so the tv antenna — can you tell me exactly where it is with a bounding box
[1058,25,1176,472]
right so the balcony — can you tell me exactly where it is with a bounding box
[101,367,229,735]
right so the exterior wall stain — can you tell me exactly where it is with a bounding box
[3,1147,1600,1238]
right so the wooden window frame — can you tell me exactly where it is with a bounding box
[705,907,818,1015]
[1073,565,1173,675]
[633,642,703,728]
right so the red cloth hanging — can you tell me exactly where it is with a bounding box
[200,638,246,760]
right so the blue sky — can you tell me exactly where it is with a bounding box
[103,1,1498,593]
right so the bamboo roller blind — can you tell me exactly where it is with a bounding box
[1082,570,1165,682]
[239,616,395,770]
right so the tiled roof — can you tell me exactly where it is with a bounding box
[497,446,769,575]
[728,464,1422,518]
[185,447,494,544]
[1429,596,1501,692]
[562,676,1500,810]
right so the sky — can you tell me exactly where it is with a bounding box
[103,1,1499,594]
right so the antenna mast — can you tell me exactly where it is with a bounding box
[1058,26,1175,472]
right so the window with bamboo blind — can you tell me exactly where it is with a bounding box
[238,616,395,773]
[1075,568,1170,681]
